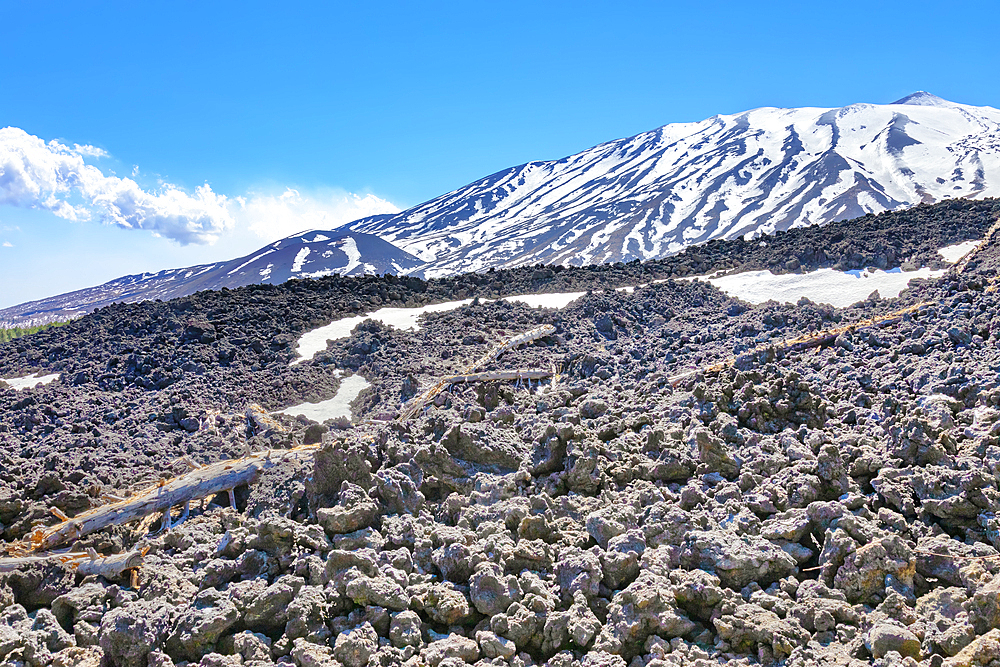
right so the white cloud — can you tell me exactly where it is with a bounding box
[2,241,11,248]
[0,126,234,245]
[233,188,400,242]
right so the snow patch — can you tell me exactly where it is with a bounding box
[291,299,475,364]
[275,373,369,422]
[503,292,587,309]
[705,267,947,308]
[2,373,60,391]
[938,240,981,263]
[339,236,362,275]
[292,290,587,364]
[291,247,311,273]
[227,250,275,276]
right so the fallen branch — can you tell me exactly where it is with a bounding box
[246,403,287,437]
[667,301,932,386]
[12,446,317,553]
[0,547,145,577]
[953,216,1000,275]
[399,324,556,421]
[442,369,553,384]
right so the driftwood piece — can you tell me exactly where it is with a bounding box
[399,324,556,421]
[16,447,317,553]
[0,547,145,577]
[75,548,146,577]
[954,216,999,275]
[667,301,933,386]
[443,369,553,384]
[246,403,287,437]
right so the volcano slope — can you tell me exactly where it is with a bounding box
[0,200,999,666]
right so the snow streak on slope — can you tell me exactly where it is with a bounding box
[345,93,1000,277]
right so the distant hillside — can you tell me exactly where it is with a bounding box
[0,231,421,327]
[344,92,1000,276]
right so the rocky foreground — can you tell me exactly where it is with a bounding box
[1,199,1000,667]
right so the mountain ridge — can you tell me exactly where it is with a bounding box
[0,231,421,328]
[5,93,1000,326]
[343,92,1000,276]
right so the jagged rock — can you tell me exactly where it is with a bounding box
[166,590,240,661]
[691,426,740,478]
[345,572,410,611]
[317,482,380,535]
[409,583,473,625]
[197,653,243,667]
[944,628,1000,667]
[832,535,914,604]
[760,508,811,542]
[916,587,975,656]
[469,562,522,616]
[541,591,602,655]
[331,526,385,551]
[432,541,478,583]
[477,631,517,659]
[555,546,603,602]
[491,593,556,653]
[230,631,273,663]
[284,585,331,643]
[714,602,809,659]
[670,569,725,620]
[600,530,645,590]
[241,576,304,630]
[965,573,1000,635]
[916,534,1000,586]
[375,463,425,515]
[333,622,379,667]
[786,590,860,634]
[309,441,374,506]
[51,646,104,667]
[421,633,479,666]
[389,610,423,649]
[51,583,109,634]
[290,637,337,667]
[679,530,797,589]
[593,572,696,658]
[98,600,175,667]
[865,622,920,659]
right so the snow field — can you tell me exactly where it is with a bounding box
[2,373,60,391]
[938,240,981,263]
[274,373,370,423]
[705,267,947,308]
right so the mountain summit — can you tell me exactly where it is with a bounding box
[4,94,999,326]
[344,94,1000,277]
[891,91,956,107]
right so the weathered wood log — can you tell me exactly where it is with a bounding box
[399,324,556,421]
[246,403,287,437]
[75,548,146,578]
[0,548,145,577]
[18,446,317,552]
[442,369,553,384]
[667,301,932,386]
[954,216,999,275]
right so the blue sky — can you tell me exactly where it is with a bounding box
[1,0,998,308]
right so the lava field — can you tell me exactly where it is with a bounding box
[1,199,1000,667]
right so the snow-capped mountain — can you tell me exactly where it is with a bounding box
[0,232,421,327]
[344,92,1000,277]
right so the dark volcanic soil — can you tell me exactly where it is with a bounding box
[1,198,1000,667]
